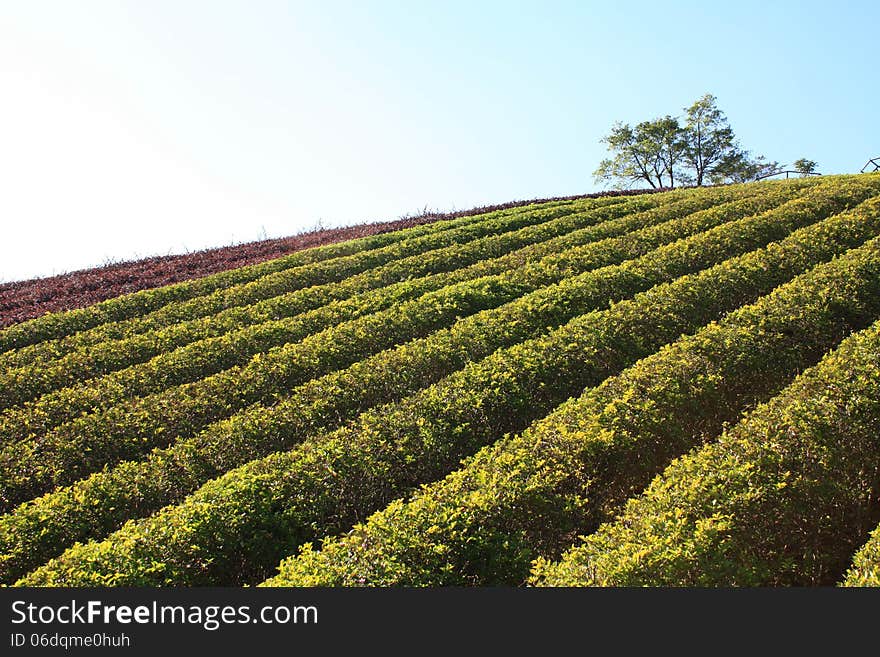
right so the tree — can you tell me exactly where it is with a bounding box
[649,116,690,188]
[593,116,687,189]
[682,94,736,186]
[593,122,655,190]
[792,158,818,176]
[594,93,782,189]
[710,149,780,184]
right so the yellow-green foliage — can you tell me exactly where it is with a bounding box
[0,179,849,584]
[2,199,559,353]
[265,205,880,586]
[18,178,880,586]
[3,174,880,588]
[0,184,783,511]
[0,193,653,401]
[843,524,880,586]
[0,184,753,439]
[533,316,880,586]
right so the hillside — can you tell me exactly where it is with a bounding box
[2,174,880,587]
[0,190,653,330]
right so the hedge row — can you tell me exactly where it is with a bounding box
[0,184,781,445]
[264,213,880,586]
[3,192,680,328]
[532,316,880,587]
[18,188,879,586]
[0,184,794,506]
[0,180,849,581]
[0,195,620,369]
[0,188,710,407]
[842,524,880,586]
[0,182,814,376]
[0,197,584,352]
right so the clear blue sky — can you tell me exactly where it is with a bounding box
[2,0,878,282]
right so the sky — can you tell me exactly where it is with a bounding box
[1,0,878,282]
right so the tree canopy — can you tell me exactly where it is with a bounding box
[793,158,818,175]
[593,117,687,189]
[595,94,790,189]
